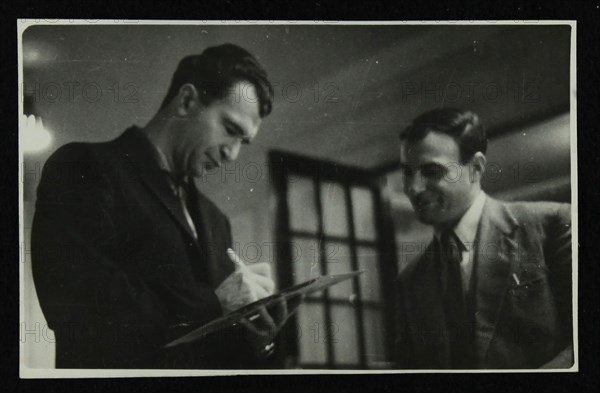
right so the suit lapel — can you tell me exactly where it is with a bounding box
[185,177,236,287]
[116,127,235,288]
[473,198,519,362]
[186,179,226,286]
[119,127,198,243]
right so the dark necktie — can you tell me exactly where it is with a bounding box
[439,230,474,368]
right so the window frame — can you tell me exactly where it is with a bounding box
[269,151,398,369]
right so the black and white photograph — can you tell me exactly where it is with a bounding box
[19,20,576,376]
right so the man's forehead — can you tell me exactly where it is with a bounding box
[222,82,262,139]
[400,131,461,164]
[222,81,259,108]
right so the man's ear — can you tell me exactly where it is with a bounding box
[469,152,486,183]
[175,83,201,117]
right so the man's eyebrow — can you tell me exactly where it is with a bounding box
[422,162,445,168]
[399,162,445,170]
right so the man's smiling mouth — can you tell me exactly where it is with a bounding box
[205,154,221,169]
[414,199,437,211]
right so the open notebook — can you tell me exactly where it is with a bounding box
[165,270,363,348]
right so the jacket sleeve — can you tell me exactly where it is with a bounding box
[545,203,573,353]
[31,144,222,342]
[394,276,414,368]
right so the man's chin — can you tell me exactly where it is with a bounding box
[192,162,217,177]
[415,212,433,225]
[414,207,440,225]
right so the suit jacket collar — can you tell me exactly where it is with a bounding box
[115,127,235,287]
[116,126,199,243]
[454,191,487,248]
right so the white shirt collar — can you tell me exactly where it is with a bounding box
[150,143,172,173]
[453,191,486,247]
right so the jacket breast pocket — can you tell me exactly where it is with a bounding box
[507,270,550,303]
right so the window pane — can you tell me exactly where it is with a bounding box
[351,187,377,241]
[288,175,318,233]
[320,182,349,237]
[291,237,322,299]
[362,309,387,367]
[325,242,355,300]
[330,306,360,365]
[297,304,327,365]
[357,246,381,302]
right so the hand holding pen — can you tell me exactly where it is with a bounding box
[214,248,276,315]
[213,248,280,358]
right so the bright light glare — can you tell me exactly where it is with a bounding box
[22,114,52,153]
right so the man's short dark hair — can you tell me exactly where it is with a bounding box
[399,108,487,163]
[160,43,274,117]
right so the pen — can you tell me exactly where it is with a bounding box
[227,248,247,271]
[512,273,521,286]
[227,248,266,321]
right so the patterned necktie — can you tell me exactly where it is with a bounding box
[180,179,213,262]
[175,178,199,240]
[178,178,213,284]
[439,230,474,368]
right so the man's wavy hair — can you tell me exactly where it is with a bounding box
[399,108,487,163]
[160,43,274,118]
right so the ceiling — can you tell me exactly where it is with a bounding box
[23,23,571,169]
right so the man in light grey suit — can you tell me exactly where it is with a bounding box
[394,108,572,369]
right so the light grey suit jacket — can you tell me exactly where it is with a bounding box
[395,197,572,369]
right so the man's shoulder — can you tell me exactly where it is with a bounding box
[46,128,133,163]
[46,140,111,163]
[487,197,571,226]
[38,131,137,194]
[43,129,141,174]
[495,198,569,214]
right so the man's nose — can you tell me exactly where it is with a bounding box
[221,140,241,162]
[405,172,427,196]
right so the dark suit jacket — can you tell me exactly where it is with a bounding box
[395,197,572,369]
[31,127,258,369]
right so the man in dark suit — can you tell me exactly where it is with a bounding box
[31,44,287,368]
[394,108,573,369]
